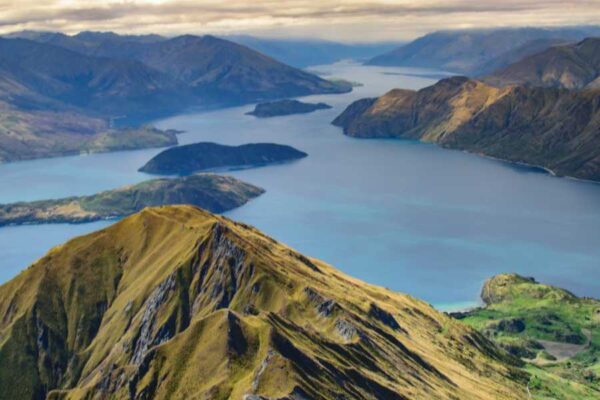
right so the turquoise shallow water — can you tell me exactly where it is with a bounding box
[1,61,600,309]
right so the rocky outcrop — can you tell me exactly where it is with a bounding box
[369,303,402,331]
[131,273,177,365]
[494,318,526,334]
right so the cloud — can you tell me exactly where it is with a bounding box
[1,0,600,41]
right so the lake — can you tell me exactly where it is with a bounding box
[1,61,599,309]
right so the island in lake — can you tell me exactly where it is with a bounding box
[139,142,308,175]
[246,99,332,118]
[0,174,264,226]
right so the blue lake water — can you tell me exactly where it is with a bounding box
[1,61,600,309]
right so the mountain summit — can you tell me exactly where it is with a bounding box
[0,205,524,399]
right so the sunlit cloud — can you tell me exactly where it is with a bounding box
[1,0,600,41]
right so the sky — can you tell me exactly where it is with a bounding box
[2,0,600,42]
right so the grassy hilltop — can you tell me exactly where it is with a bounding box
[456,274,600,399]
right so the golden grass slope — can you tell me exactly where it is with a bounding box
[0,206,526,399]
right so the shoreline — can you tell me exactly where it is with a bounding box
[344,132,600,186]
[466,150,600,186]
[433,300,482,313]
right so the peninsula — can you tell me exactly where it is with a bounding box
[0,174,264,226]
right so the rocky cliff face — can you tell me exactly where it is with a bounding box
[333,77,600,182]
[0,206,525,399]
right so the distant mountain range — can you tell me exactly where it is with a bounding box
[225,35,403,67]
[1,32,350,117]
[366,27,600,75]
[333,76,600,182]
[9,31,402,69]
[484,38,600,89]
[0,31,351,162]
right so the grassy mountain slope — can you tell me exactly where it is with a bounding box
[88,35,351,104]
[333,77,600,182]
[0,205,526,399]
[485,38,600,89]
[0,174,264,225]
[0,38,191,119]
[0,36,185,161]
[455,274,600,399]
[366,27,600,74]
[0,104,177,163]
[475,38,573,77]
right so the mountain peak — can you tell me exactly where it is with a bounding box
[0,205,525,399]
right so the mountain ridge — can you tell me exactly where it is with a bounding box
[484,37,600,89]
[333,76,600,182]
[366,27,600,75]
[0,205,525,399]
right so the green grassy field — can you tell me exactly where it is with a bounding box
[456,274,600,399]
